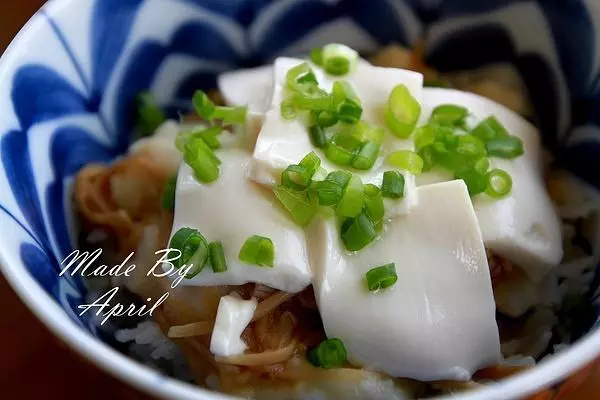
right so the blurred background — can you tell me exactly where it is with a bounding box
[0,1,598,399]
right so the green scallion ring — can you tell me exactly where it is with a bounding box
[365,263,398,292]
[381,170,405,199]
[340,211,378,251]
[208,241,228,273]
[455,166,489,197]
[281,164,312,191]
[351,140,380,170]
[430,104,468,127]
[168,228,209,278]
[386,150,424,175]
[274,185,318,227]
[363,184,384,222]
[315,170,352,206]
[239,235,275,267]
[486,135,525,159]
[309,125,328,148]
[192,90,216,120]
[336,175,364,218]
[307,338,347,369]
[485,168,513,198]
[182,137,220,183]
[385,84,421,138]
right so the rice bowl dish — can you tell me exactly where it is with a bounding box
[1,2,600,400]
[69,43,599,399]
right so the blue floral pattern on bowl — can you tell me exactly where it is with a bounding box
[0,0,598,341]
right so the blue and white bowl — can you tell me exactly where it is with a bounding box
[1,0,599,399]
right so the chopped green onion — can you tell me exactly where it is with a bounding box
[286,62,319,92]
[325,132,362,166]
[199,129,221,149]
[239,235,275,268]
[486,136,524,159]
[314,110,338,127]
[208,241,228,273]
[340,211,378,251]
[432,124,456,144]
[381,170,405,199]
[322,43,358,76]
[310,47,323,66]
[332,81,362,123]
[307,338,347,369]
[175,126,223,151]
[161,174,177,211]
[365,263,397,292]
[384,84,421,138]
[291,90,333,111]
[429,141,466,172]
[212,105,247,124]
[274,185,318,226]
[414,125,435,151]
[281,99,296,120]
[455,135,486,159]
[168,228,209,277]
[281,165,312,190]
[336,175,364,218]
[182,137,220,183]
[315,170,351,206]
[474,157,490,174]
[472,116,508,142]
[486,169,513,198]
[351,140,380,170]
[299,151,322,178]
[430,104,468,127]
[337,101,363,123]
[419,146,435,172]
[352,121,384,145]
[135,92,167,138]
[364,184,384,222]
[324,56,350,75]
[332,81,359,106]
[455,166,488,196]
[192,90,216,120]
[386,150,424,174]
[313,167,328,182]
[309,125,328,148]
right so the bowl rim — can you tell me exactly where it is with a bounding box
[1,1,599,399]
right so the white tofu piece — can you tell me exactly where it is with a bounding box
[218,65,273,113]
[416,88,563,281]
[250,57,423,217]
[210,295,257,357]
[170,148,311,292]
[218,65,274,152]
[308,180,501,381]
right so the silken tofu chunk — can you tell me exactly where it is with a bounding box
[218,66,274,152]
[217,65,273,113]
[307,180,501,381]
[249,57,423,216]
[170,149,311,293]
[416,88,563,281]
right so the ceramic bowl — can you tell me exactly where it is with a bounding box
[1,0,599,399]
